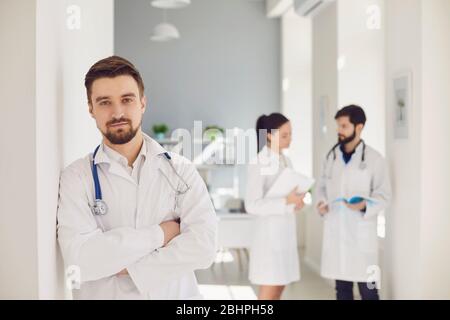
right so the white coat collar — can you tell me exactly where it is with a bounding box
[93,132,168,165]
[102,138,147,168]
[142,133,169,159]
[336,140,365,156]
[261,145,276,157]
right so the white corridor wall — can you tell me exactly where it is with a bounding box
[0,0,113,299]
[385,0,450,299]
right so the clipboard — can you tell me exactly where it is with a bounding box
[265,168,315,198]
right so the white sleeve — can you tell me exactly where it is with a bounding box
[244,163,293,216]
[56,165,164,283]
[363,157,392,220]
[126,161,217,298]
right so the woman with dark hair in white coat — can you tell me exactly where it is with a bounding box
[245,113,305,300]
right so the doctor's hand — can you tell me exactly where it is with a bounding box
[159,220,181,246]
[295,193,306,211]
[287,188,306,211]
[345,200,367,212]
[317,201,329,216]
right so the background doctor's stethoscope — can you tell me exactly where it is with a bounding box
[325,140,367,179]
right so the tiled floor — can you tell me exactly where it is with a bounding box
[195,248,336,300]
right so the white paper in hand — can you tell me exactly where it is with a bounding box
[265,168,315,198]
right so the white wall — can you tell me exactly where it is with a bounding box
[0,0,39,299]
[61,0,113,166]
[385,0,423,299]
[281,8,313,248]
[115,0,280,135]
[281,9,313,176]
[338,0,386,155]
[385,0,450,299]
[306,1,338,271]
[36,0,65,299]
[0,0,113,299]
[419,0,450,298]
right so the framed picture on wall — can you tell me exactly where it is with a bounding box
[393,71,412,139]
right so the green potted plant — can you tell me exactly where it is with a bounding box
[204,125,225,141]
[152,123,169,140]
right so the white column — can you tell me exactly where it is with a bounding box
[337,0,386,156]
[0,0,39,299]
[385,0,423,300]
[281,8,313,249]
[60,0,113,167]
[307,1,338,271]
[418,0,450,299]
[385,0,450,299]
[0,0,113,299]
[281,9,313,176]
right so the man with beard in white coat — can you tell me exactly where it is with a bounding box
[57,56,217,299]
[316,105,391,300]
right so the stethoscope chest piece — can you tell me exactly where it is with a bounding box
[92,199,108,216]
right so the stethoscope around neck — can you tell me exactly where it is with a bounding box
[91,146,108,216]
[325,139,367,179]
[90,145,191,216]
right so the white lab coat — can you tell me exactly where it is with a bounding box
[245,146,300,286]
[57,134,217,300]
[315,143,391,282]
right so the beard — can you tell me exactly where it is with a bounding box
[102,118,141,145]
[338,129,356,146]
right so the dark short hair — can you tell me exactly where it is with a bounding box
[84,56,145,104]
[335,105,366,126]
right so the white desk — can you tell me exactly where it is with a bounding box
[215,211,256,270]
[216,212,256,249]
